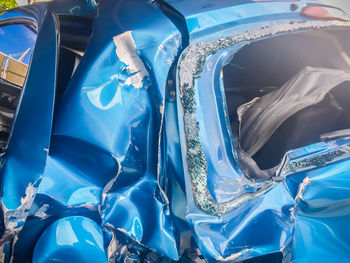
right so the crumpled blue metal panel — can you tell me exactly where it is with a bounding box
[0,5,59,261]
[178,9,350,262]
[1,0,350,262]
[181,137,350,261]
[284,148,350,262]
[8,0,183,262]
[172,1,350,261]
[33,216,108,263]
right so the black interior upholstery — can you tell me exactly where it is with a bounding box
[223,29,350,171]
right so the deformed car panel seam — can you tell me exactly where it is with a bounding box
[278,143,350,177]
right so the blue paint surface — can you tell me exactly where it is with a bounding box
[33,216,108,263]
[0,0,349,262]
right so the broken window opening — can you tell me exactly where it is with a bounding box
[223,29,350,173]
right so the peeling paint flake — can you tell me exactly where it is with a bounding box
[0,178,41,252]
[113,31,149,89]
[2,180,39,232]
[35,204,50,219]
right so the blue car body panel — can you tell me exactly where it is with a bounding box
[33,216,108,263]
[0,0,349,262]
[174,11,350,260]
[0,5,59,261]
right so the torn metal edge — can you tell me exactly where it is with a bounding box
[0,176,42,261]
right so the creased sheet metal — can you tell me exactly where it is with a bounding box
[177,19,350,262]
[0,0,183,262]
[2,0,350,262]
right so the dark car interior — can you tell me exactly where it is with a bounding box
[223,29,350,173]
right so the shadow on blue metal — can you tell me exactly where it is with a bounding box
[0,0,349,262]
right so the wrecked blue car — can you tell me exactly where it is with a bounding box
[1,0,350,262]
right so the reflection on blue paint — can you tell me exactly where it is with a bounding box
[33,217,108,263]
[1,0,350,262]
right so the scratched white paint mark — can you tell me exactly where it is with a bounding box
[113,31,149,89]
